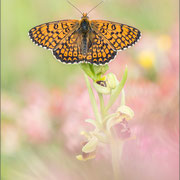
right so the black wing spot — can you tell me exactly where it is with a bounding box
[112,24,116,30]
[54,24,58,29]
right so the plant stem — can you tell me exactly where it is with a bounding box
[84,74,102,124]
[82,65,126,180]
[110,137,123,180]
[98,92,106,119]
[110,138,119,180]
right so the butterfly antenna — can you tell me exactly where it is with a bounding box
[67,0,83,15]
[87,0,104,15]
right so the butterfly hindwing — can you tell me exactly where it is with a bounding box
[29,20,79,49]
[53,32,85,64]
[53,31,117,65]
[91,20,141,51]
[85,32,117,65]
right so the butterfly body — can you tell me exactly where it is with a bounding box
[29,13,141,65]
[80,14,90,33]
[79,18,90,55]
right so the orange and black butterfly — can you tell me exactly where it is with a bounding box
[29,1,141,65]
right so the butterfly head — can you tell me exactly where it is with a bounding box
[81,13,89,19]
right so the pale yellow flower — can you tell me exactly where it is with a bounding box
[137,50,155,69]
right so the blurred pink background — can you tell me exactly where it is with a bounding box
[2,0,179,179]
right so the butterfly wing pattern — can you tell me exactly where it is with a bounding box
[29,20,79,50]
[91,20,141,51]
[53,32,84,64]
[29,15,141,65]
[85,32,117,64]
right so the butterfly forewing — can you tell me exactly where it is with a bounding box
[29,20,79,49]
[91,20,141,51]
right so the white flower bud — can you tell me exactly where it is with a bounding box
[93,80,111,94]
[106,73,119,89]
[117,105,134,120]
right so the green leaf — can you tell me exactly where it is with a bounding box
[80,64,109,81]
[106,73,119,89]
[93,65,109,79]
[80,63,96,80]
[105,67,128,111]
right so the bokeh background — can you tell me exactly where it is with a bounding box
[2,0,179,179]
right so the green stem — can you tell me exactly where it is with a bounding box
[98,93,106,119]
[110,138,123,180]
[84,74,102,124]
[110,138,119,180]
[105,67,128,111]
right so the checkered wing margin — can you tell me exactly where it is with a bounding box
[91,20,141,51]
[29,20,79,49]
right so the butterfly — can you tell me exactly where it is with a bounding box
[29,1,141,65]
